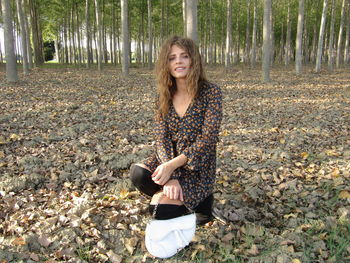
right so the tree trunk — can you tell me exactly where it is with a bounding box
[285,2,291,65]
[2,0,18,81]
[186,0,198,43]
[29,0,44,65]
[148,0,153,69]
[121,0,129,76]
[344,0,350,64]
[250,0,257,68]
[23,0,33,68]
[244,0,251,64]
[183,0,187,36]
[76,2,82,65]
[85,0,91,67]
[328,0,335,70]
[71,4,77,64]
[336,0,346,68]
[16,0,29,74]
[262,0,271,82]
[225,0,232,68]
[295,0,304,74]
[315,0,328,73]
[94,0,103,71]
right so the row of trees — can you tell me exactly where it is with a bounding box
[1,0,350,82]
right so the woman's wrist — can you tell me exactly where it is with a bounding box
[166,154,188,171]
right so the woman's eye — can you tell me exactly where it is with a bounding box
[169,57,175,61]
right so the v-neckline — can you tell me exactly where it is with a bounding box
[172,99,193,119]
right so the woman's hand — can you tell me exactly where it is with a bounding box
[163,179,184,201]
[151,162,174,185]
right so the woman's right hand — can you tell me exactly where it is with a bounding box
[163,179,184,201]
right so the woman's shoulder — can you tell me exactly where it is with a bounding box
[199,81,221,97]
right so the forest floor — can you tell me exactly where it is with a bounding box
[0,64,349,263]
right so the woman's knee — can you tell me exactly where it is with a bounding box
[129,164,160,196]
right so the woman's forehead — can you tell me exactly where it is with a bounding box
[170,45,188,54]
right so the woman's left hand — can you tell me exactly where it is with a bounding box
[152,162,174,185]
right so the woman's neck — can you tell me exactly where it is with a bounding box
[175,79,188,95]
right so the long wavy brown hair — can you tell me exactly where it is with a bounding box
[155,35,207,118]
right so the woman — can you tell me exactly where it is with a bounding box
[130,35,223,225]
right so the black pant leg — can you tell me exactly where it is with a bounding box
[130,164,161,197]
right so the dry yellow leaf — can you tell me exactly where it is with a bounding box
[10,133,20,141]
[12,237,26,246]
[279,138,286,144]
[222,130,229,136]
[331,168,340,178]
[292,259,302,263]
[119,188,130,199]
[339,190,350,199]
[300,152,309,159]
[0,136,7,144]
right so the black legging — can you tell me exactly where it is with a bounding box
[130,164,213,220]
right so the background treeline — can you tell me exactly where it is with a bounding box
[1,0,349,81]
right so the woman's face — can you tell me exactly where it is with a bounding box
[168,45,191,80]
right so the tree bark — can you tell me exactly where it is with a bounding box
[148,0,153,69]
[336,0,346,68]
[16,0,29,74]
[250,0,257,68]
[183,0,187,36]
[29,0,44,65]
[76,2,82,65]
[328,0,335,70]
[85,0,91,67]
[344,0,350,64]
[186,0,198,43]
[285,2,291,65]
[244,0,251,64]
[262,0,271,82]
[2,0,18,81]
[225,0,232,68]
[121,0,129,76]
[295,0,304,74]
[315,0,328,73]
[94,0,103,71]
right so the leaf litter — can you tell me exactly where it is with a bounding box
[0,65,349,262]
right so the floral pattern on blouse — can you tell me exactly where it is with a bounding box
[143,82,223,210]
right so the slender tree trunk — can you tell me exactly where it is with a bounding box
[16,0,29,74]
[336,0,346,68]
[71,4,77,64]
[250,0,257,67]
[3,0,18,81]
[295,0,304,74]
[186,0,198,43]
[285,2,291,65]
[76,2,82,65]
[24,0,33,68]
[262,0,271,82]
[328,0,335,70]
[0,0,3,63]
[183,0,187,36]
[148,0,153,69]
[244,0,251,64]
[29,0,43,65]
[94,0,102,71]
[85,0,91,67]
[209,0,213,64]
[225,0,232,68]
[121,0,129,76]
[315,0,328,73]
[344,0,350,64]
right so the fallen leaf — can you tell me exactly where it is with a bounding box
[247,244,259,256]
[12,237,26,246]
[292,259,302,263]
[119,189,130,199]
[339,190,350,199]
[222,232,235,243]
[30,253,39,262]
[107,250,122,263]
[38,235,52,247]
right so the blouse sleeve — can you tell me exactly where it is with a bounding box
[154,113,174,164]
[181,85,223,172]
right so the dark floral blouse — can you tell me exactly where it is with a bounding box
[143,82,223,210]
